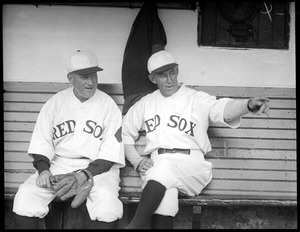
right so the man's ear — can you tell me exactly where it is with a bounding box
[67,74,73,84]
[148,74,156,84]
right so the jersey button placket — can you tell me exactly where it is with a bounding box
[74,106,85,143]
[161,99,170,147]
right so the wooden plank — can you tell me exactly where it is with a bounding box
[236,118,296,129]
[121,166,140,177]
[5,152,33,163]
[3,81,124,95]
[119,187,142,194]
[98,83,123,94]
[4,142,30,152]
[204,179,296,192]
[120,176,143,187]
[4,108,124,122]
[241,109,296,119]
[206,149,296,160]
[209,138,296,150]
[4,132,33,142]
[109,95,124,105]
[4,97,123,110]
[4,122,35,132]
[208,128,296,139]
[209,159,296,171]
[5,172,34,182]
[4,96,123,109]
[4,112,39,122]
[119,188,296,200]
[118,193,297,206]
[4,92,54,103]
[3,82,72,92]
[211,118,296,129]
[212,98,296,109]
[264,99,296,109]
[211,169,296,181]
[5,162,35,170]
[178,195,297,206]
[190,193,297,201]
[4,102,44,112]
[4,184,23,194]
[191,86,296,98]
[274,99,296,109]
[203,186,297,198]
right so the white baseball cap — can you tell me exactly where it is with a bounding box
[147,50,178,74]
[66,50,103,75]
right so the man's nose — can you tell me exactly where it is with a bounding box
[166,74,172,82]
[87,76,95,84]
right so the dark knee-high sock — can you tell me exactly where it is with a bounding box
[151,214,174,229]
[14,214,39,229]
[126,180,166,229]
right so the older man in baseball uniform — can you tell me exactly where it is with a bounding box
[13,50,125,229]
[122,50,270,229]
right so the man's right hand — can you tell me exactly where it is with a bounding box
[137,158,154,174]
[36,170,53,188]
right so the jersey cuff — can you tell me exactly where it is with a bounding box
[32,154,50,174]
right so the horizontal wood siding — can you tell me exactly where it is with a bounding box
[4,82,296,205]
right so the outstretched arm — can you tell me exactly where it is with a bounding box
[224,97,270,123]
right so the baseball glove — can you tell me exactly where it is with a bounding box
[50,169,94,208]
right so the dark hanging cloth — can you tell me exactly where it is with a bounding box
[121,1,167,115]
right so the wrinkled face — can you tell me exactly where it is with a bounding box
[148,66,180,97]
[67,72,98,102]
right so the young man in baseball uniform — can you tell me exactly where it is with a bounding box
[122,50,270,229]
[13,50,125,229]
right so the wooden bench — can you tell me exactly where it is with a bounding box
[4,81,297,229]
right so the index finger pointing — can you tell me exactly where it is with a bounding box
[258,97,270,102]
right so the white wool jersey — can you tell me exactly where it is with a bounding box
[28,87,125,167]
[122,85,241,156]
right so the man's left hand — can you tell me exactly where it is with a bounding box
[248,97,270,115]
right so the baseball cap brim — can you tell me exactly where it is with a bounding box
[150,63,178,74]
[71,66,103,75]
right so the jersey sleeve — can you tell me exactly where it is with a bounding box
[28,97,56,161]
[209,98,242,128]
[195,92,241,129]
[122,99,146,145]
[95,99,125,168]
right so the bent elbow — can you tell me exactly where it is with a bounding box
[224,116,232,123]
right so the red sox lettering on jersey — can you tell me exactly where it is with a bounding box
[53,119,104,141]
[145,114,196,137]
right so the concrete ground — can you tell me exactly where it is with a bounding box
[5,200,297,229]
